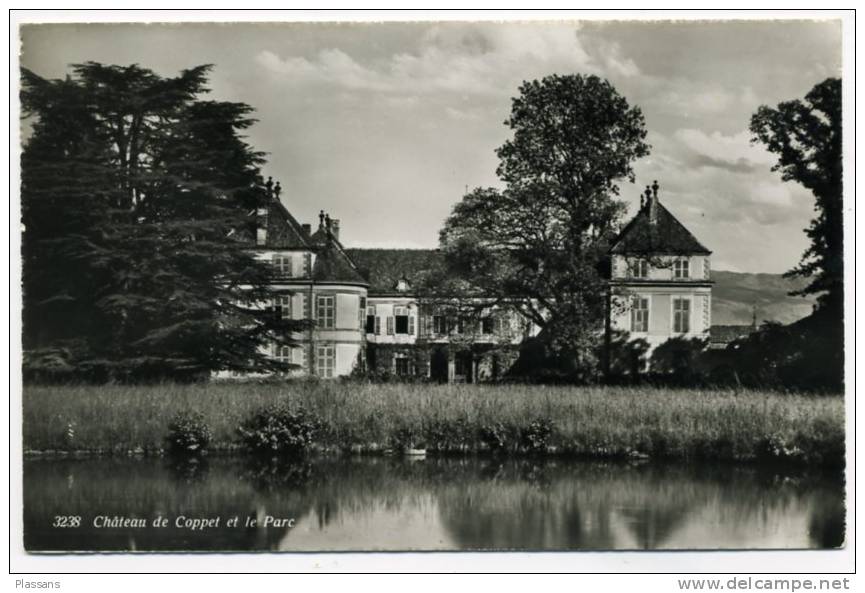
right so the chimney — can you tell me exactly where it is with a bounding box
[301,223,311,237]
[318,210,326,230]
[649,180,660,225]
[330,219,340,241]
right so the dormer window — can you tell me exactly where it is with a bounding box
[396,277,409,292]
[631,259,649,278]
[674,259,690,279]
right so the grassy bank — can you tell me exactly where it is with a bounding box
[22,382,845,466]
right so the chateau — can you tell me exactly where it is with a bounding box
[244,180,712,381]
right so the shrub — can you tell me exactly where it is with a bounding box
[480,422,517,453]
[236,405,320,456]
[166,411,211,455]
[520,418,555,453]
[424,418,471,452]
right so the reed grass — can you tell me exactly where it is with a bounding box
[22,381,845,465]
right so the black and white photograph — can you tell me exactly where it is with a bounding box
[11,9,853,573]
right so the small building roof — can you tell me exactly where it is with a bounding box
[345,248,445,295]
[610,188,711,256]
[709,324,755,346]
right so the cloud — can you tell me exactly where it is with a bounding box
[249,21,825,274]
[689,153,758,174]
[255,23,600,97]
[256,48,392,91]
[674,128,776,172]
[445,106,480,121]
[629,127,813,270]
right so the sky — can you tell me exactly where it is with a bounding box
[19,18,842,273]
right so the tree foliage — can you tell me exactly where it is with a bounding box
[750,77,842,312]
[21,62,301,382]
[433,74,649,375]
[749,77,843,390]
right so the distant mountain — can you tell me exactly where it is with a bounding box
[712,270,816,326]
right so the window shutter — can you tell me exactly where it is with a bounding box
[375,316,381,335]
[304,253,311,276]
[386,316,394,335]
[408,315,415,336]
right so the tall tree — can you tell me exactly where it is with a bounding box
[750,77,843,313]
[21,62,301,381]
[747,77,843,390]
[435,74,649,375]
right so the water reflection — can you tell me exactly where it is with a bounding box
[23,456,844,552]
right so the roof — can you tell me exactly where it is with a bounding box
[345,249,444,294]
[312,240,368,285]
[610,197,711,256]
[243,200,366,284]
[239,198,311,250]
[710,324,755,345]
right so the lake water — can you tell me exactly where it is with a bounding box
[23,456,844,552]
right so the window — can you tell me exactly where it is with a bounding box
[365,306,376,334]
[481,316,495,334]
[274,344,292,364]
[392,306,416,335]
[673,298,691,333]
[317,295,335,329]
[394,355,411,376]
[272,254,292,278]
[674,259,690,279]
[274,296,292,320]
[433,315,448,335]
[358,298,367,331]
[395,306,409,334]
[631,259,649,278]
[631,297,649,333]
[316,344,335,378]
